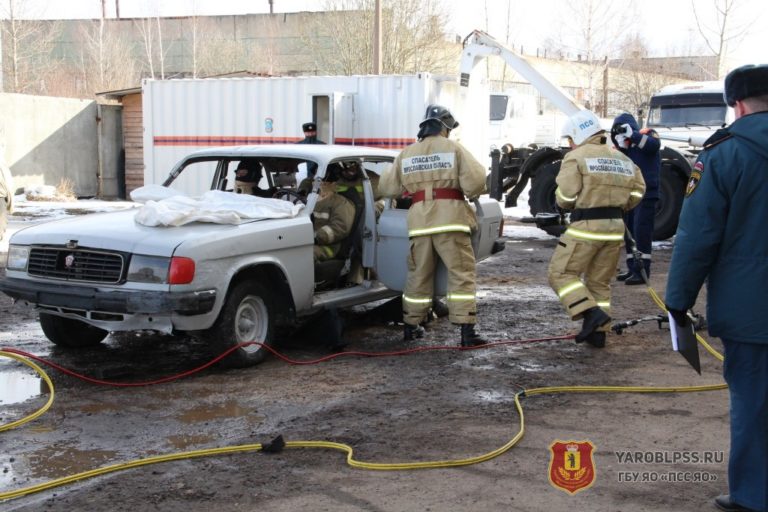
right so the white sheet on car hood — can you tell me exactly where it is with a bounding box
[132,187,304,227]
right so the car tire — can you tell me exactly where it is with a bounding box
[528,160,566,237]
[204,281,274,368]
[39,313,109,348]
[653,166,686,241]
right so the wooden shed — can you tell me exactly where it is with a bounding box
[97,86,144,196]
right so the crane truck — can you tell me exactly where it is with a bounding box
[462,30,695,240]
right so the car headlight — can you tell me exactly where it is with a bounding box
[7,245,30,271]
[126,254,170,283]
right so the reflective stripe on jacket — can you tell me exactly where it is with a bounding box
[556,134,645,237]
[379,135,486,237]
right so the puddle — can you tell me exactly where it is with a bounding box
[24,445,118,479]
[1,460,18,488]
[166,433,216,450]
[177,399,263,424]
[0,366,46,405]
[481,284,554,302]
[474,390,515,403]
[517,361,546,372]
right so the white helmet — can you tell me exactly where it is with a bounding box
[560,109,603,146]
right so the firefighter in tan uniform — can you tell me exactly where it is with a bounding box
[548,109,645,347]
[379,104,487,346]
[312,174,356,263]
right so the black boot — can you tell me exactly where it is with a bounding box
[584,331,606,348]
[460,324,486,347]
[575,307,611,343]
[624,274,645,286]
[616,271,633,282]
[403,323,425,342]
[431,298,449,318]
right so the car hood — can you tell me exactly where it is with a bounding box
[10,209,259,256]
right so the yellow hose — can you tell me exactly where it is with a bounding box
[0,282,728,501]
[0,350,55,433]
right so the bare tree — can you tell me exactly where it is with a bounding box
[155,15,165,79]
[548,0,638,115]
[691,0,754,76]
[186,0,199,77]
[247,15,281,76]
[609,33,671,119]
[191,18,247,77]
[134,16,155,79]
[299,0,455,76]
[0,0,60,93]
[78,18,138,94]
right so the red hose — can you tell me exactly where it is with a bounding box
[0,333,574,387]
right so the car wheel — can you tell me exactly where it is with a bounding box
[205,281,274,368]
[653,166,686,241]
[528,160,566,237]
[39,313,109,348]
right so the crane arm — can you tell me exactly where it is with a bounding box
[460,30,583,117]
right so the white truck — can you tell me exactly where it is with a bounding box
[646,81,732,146]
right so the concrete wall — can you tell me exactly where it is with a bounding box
[0,93,99,197]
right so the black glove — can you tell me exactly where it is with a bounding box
[665,305,689,327]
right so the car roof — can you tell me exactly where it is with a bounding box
[182,144,398,167]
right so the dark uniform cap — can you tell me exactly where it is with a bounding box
[724,64,768,107]
[302,122,317,131]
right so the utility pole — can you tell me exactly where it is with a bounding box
[372,0,381,74]
[115,0,120,18]
[269,0,274,14]
[602,57,609,117]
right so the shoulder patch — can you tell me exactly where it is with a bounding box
[703,128,732,150]
[685,161,704,197]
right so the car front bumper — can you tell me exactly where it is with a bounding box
[0,277,216,316]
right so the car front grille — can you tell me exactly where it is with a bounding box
[27,247,125,284]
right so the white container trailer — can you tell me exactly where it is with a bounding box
[142,73,489,196]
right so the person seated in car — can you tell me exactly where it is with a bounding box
[336,160,386,218]
[234,160,275,198]
[313,165,356,263]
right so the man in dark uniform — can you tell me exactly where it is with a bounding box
[610,112,661,285]
[296,122,325,189]
[665,64,768,512]
[296,122,325,145]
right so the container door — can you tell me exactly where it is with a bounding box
[333,93,356,145]
[310,95,332,143]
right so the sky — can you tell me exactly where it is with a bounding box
[4,0,766,73]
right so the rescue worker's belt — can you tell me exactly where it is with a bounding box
[569,206,623,222]
[411,188,464,204]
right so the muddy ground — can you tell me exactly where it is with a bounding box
[1,217,728,512]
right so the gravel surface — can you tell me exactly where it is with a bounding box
[0,216,728,512]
